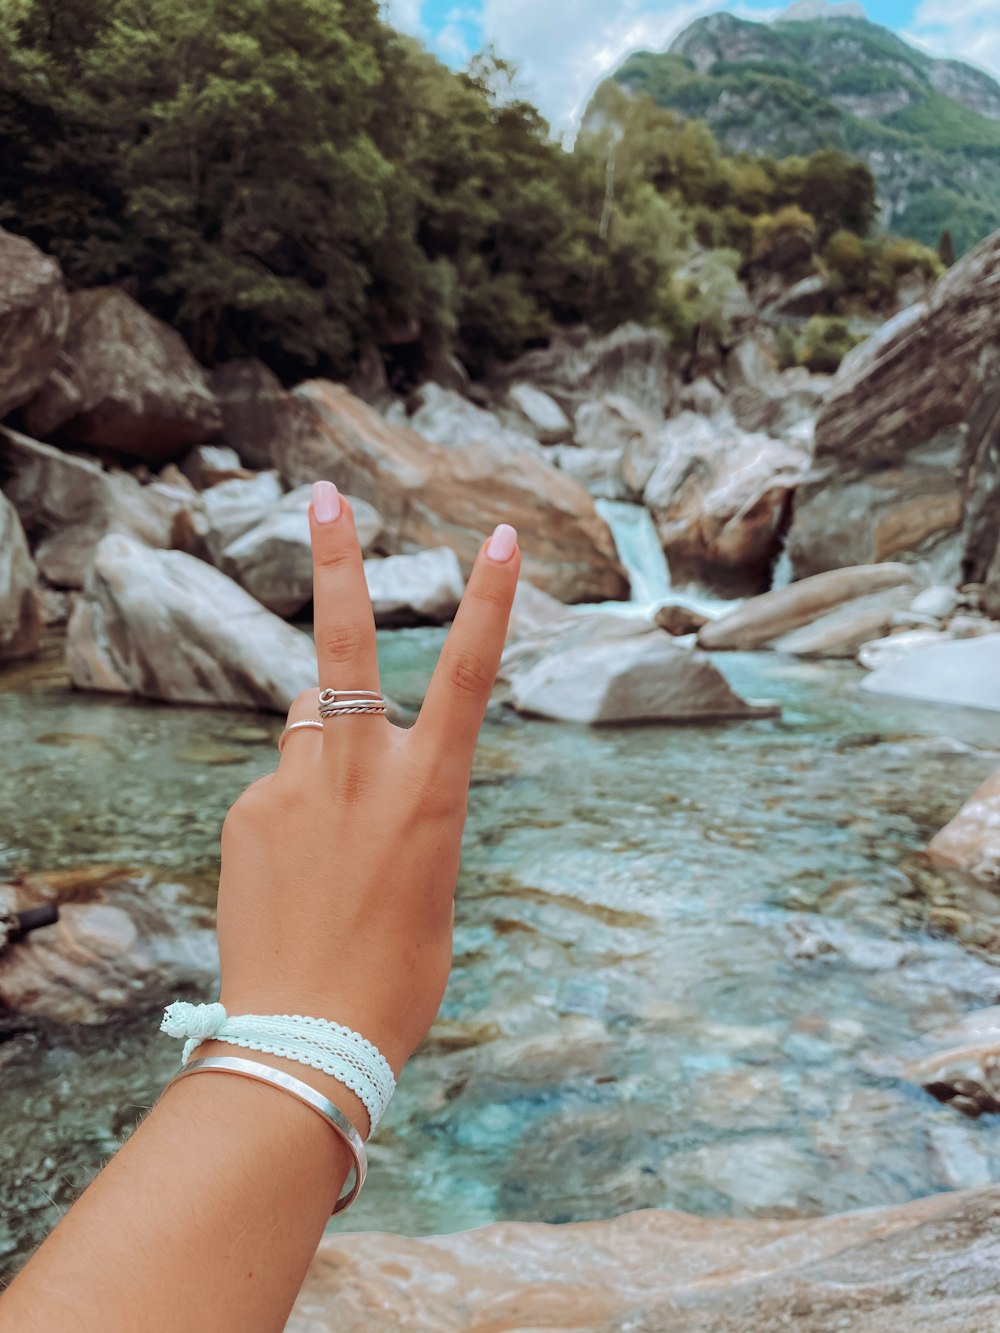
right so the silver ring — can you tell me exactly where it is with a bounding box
[318,687,387,719]
[276,720,324,753]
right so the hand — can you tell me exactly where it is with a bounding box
[213,484,520,1089]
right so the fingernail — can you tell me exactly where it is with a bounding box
[486,523,517,563]
[312,480,341,524]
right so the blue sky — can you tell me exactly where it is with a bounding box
[384,0,1000,129]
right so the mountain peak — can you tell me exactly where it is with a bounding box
[781,0,868,21]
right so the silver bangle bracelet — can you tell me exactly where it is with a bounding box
[169,1055,368,1214]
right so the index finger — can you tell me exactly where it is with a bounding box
[416,524,520,768]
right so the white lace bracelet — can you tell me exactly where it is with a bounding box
[160,1002,396,1134]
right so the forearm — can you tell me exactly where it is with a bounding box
[0,1068,352,1333]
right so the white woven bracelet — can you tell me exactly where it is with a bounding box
[160,1002,396,1134]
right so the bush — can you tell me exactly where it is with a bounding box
[796,317,862,373]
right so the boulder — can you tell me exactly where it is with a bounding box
[770,585,919,658]
[911,585,961,620]
[23,288,221,461]
[788,231,1000,583]
[284,381,629,604]
[66,533,317,712]
[503,382,571,444]
[552,444,628,501]
[210,359,320,472]
[363,548,464,627]
[220,486,383,617]
[0,426,195,588]
[698,564,916,650]
[678,378,725,418]
[0,490,43,660]
[173,470,285,565]
[496,323,680,419]
[572,394,665,499]
[180,443,252,489]
[0,227,69,420]
[290,1183,1000,1333]
[504,618,777,724]
[655,603,709,636]
[409,383,543,456]
[929,768,1000,883]
[506,580,573,643]
[861,634,1000,712]
[644,413,808,595]
[0,871,216,1027]
[724,334,830,436]
[857,628,950,671]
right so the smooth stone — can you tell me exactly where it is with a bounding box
[410,383,544,457]
[0,490,43,661]
[655,603,709,636]
[66,533,317,712]
[771,585,918,658]
[698,563,915,651]
[861,634,1000,713]
[0,225,69,419]
[23,287,221,461]
[363,548,465,627]
[911,585,961,619]
[173,470,285,565]
[857,628,949,671]
[180,443,252,489]
[504,382,572,444]
[507,581,573,643]
[506,626,778,725]
[929,768,1000,883]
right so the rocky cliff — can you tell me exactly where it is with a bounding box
[605,9,1000,254]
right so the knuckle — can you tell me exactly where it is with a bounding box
[318,624,366,666]
[446,649,494,697]
[315,543,354,572]
[469,579,509,612]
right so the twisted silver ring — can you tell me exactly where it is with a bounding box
[318,688,386,719]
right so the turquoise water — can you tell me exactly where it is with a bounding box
[2,632,1000,1268]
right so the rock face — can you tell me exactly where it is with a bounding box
[861,634,1000,713]
[285,381,629,603]
[0,227,69,420]
[698,563,916,650]
[497,323,680,419]
[23,288,221,461]
[724,335,829,438]
[929,768,1000,883]
[788,232,1000,584]
[503,617,776,724]
[364,548,464,627]
[290,1186,1000,1332]
[0,426,194,587]
[66,534,318,712]
[644,413,808,594]
[0,490,43,660]
[220,486,383,617]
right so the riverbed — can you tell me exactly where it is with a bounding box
[2,627,1000,1273]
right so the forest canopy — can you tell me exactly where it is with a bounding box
[0,0,939,381]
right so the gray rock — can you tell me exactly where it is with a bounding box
[911,585,961,619]
[210,358,318,473]
[180,443,250,489]
[929,768,1000,883]
[771,585,918,658]
[857,628,949,671]
[573,394,665,498]
[0,226,69,420]
[174,470,284,565]
[552,444,628,500]
[23,288,221,462]
[699,563,916,650]
[0,426,195,588]
[506,622,778,724]
[678,377,725,417]
[66,533,317,712]
[507,580,573,643]
[221,485,383,617]
[861,634,1000,712]
[409,382,543,457]
[363,548,464,627]
[504,382,571,444]
[0,490,43,660]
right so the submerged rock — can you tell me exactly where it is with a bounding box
[23,288,221,461]
[290,1186,1000,1332]
[66,533,317,712]
[929,768,1000,883]
[285,381,629,603]
[861,634,1000,713]
[0,226,69,420]
[698,563,915,650]
[0,491,43,661]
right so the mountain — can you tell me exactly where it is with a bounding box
[603,8,1000,254]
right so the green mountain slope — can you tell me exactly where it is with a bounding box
[605,11,1000,254]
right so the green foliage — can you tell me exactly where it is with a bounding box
[792,317,863,374]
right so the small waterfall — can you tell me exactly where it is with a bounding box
[593,499,738,620]
[594,499,672,610]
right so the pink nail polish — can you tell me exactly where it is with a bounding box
[486,523,517,563]
[312,480,341,524]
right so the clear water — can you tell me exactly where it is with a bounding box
[3,633,1000,1268]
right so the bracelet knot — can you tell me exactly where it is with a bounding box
[161,1000,227,1040]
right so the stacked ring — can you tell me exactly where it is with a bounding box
[317,688,387,719]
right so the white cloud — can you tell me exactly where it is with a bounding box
[910,0,1000,82]
[480,0,730,129]
[382,0,425,37]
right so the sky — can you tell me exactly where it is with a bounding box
[383,0,1000,131]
